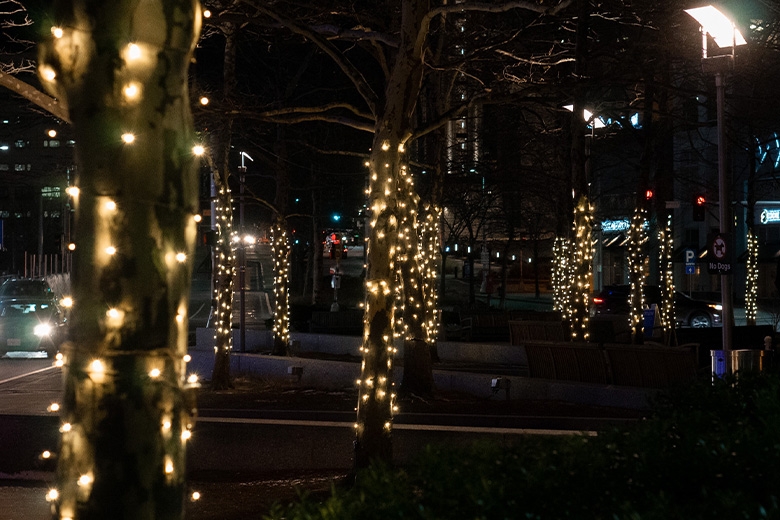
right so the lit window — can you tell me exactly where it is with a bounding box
[49,140,60,148]
[14,140,25,148]
[14,164,25,171]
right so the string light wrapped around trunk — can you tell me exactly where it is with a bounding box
[627,204,647,341]
[746,229,759,325]
[658,214,676,335]
[552,237,573,321]
[569,196,593,341]
[271,220,291,350]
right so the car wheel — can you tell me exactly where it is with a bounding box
[689,312,712,328]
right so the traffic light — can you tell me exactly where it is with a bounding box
[693,195,706,221]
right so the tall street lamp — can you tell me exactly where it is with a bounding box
[685,5,747,365]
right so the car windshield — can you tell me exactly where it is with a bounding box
[0,280,53,298]
[0,301,55,317]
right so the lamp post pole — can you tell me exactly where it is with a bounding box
[715,70,734,360]
[685,6,747,372]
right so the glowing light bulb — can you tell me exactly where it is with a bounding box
[78,474,93,486]
[42,450,52,459]
[181,430,192,441]
[46,488,59,501]
[47,129,57,138]
[105,200,117,211]
[192,144,205,156]
[175,252,187,263]
[66,186,79,197]
[199,96,209,105]
[60,423,72,433]
[40,65,56,82]
[51,26,64,38]
[105,246,117,255]
[123,82,141,100]
[203,9,212,18]
[67,243,76,251]
[126,43,142,60]
[149,368,161,378]
[48,403,60,412]
[121,133,135,144]
[191,491,201,501]
[193,214,202,223]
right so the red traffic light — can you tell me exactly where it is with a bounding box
[695,195,706,206]
[645,189,653,200]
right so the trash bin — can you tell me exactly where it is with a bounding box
[711,350,727,381]
[730,349,767,376]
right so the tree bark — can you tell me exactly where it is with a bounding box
[39,0,201,517]
[355,0,429,471]
[209,25,239,390]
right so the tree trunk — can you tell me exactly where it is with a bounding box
[39,1,201,517]
[209,25,239,390]
[271,217,290,355]
[398,183,434,398]
[355,0,429,471]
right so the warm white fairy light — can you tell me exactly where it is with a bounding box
[106,308,124,327]
[123,82,141,101]
[627,205,647,339]
[60,423,72,433]
[61,296,73,308]
[149,367,161,378]
[42,450,52,459]
[105,200,117,211]
[125,43,142,61]
[40,65,56,82]
[181,429,192,441]
[105,246,117,255]
[568,197,593,340]
[187,373,198,384]
[746,229,759,324]
[271,221,291,349]
[68,243,76,251]
[199,96,209,105]
[552,237,573,320]
[212,183,236,354]
[175,252,187,263]
[66,186,80,197]
[77,473,93,487]
[121,133,136,144]
[48,402,60,412]
[192,144,205,156]
[51,26,64,39]
[658,214,675,332]
[46,488,59,502]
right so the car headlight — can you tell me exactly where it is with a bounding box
[709,304,723,311]
[34,323,53,337]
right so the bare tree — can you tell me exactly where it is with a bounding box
[38,1,201,517]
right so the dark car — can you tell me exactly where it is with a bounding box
[0,279,64,358]
[591,285,722,328]
[0,278,54,300]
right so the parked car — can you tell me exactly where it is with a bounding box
[591,285,722,328]
[0,278,55,301]
[0,279,64,358]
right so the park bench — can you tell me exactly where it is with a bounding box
[522,341,697,389]
[460,312,510,342]
[309,310,364,336]
[509,320,566,344]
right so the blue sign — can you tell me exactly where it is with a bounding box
[684,248,695,274]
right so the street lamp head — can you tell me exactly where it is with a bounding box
[685,5,747,48]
